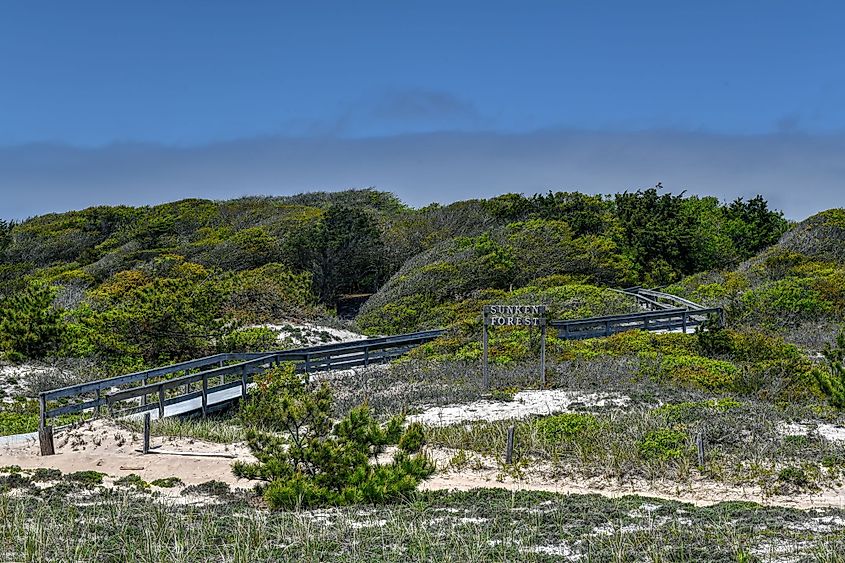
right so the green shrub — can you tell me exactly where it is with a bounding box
[66,471,105,487]
[233,365,435,509]
[114,474,149,490]
[31,468,62,482]
[642,353,740,392]
[815,331,845,408]
[654,398,743,424]
[536,413,599,442]
[218,327,278,353]
[151,477,183,488]
[637,428,690,461]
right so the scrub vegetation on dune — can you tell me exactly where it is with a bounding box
[2,187,845,559]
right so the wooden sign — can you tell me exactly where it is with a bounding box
[484,305,547,326]
[481,304,547,390]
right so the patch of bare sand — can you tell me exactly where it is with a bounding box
[421,447,845,510]
[7,422,845,511]
[0,419,259,490]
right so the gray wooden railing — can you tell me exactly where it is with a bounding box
[38,329,445,433]
[550,307,723,340]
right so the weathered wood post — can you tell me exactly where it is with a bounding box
[696,428,706,467]
[506,426,515,464]
[240,365,248,400]
[158,385,165,419]
[482,308,490,391]
[364,346,370,367]
[201,373,208,418]
[141,377,148,407]
[682,312,688,334]
[540,321,547,387]
[38,392,55,456]
[143,413,151,454]
[95,388,102,416]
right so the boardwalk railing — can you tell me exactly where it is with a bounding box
[550,307,723,340]
[621,287,706,311]
[38,329,445,430]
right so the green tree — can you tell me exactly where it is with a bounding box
[0,282,63,361]
[289,205,388,302]
[234,365,435,509]
[723,195,789,258]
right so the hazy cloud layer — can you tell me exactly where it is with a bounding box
[0,129,842,221]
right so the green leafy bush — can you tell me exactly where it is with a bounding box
[233,365,435,509]
[536,413,599,442]
[218,327,278,353]
[150,477,183,488]
[815,331,845,409]
[637,428,690,461]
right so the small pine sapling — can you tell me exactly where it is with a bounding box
[233,364,435,509]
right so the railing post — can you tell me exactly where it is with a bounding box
[141,378,147,407]
[158,385,165,419]
[364,347,370,367]
[241,365,248,400]
[38,393,54,456]
[95,388,102,417]
[201,373,208,418]
[682,312,688,334]
[143,413,151,454]
[305,354,311,375]
[506,426,515,464]
[540,323,546,387]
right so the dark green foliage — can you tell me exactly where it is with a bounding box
[233,365,434,509]
[815,331,845,408]
[66,470,105,487]
[181,480,232,498]
[79,258,227,367]
[288,204,388,301]
[536,413,599,442]
[637,428,690,461]
[0,282,63,361]
[114,474,150,490]
[723,196,789,258]
[695,313,732,356]
[217,327,278,353]
[150,477,183,488]
[31,468,62,482]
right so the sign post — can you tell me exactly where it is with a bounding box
[482,305,547,390]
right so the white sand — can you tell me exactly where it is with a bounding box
[0,363,59,402]
[408,390,629,426]
[250,322,365,347]
[0,419,259,489]
[780,422,845,443]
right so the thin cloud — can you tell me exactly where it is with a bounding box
[371,89,482,122]
[0,129,842,221]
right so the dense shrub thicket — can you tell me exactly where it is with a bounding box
[666,208,845,348]
[0,186,805,387]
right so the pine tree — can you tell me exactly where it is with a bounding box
[233,365,435,509]
[0,283,63,362]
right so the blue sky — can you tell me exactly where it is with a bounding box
[1,1,843,218]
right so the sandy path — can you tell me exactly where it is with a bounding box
[4,421,845,510]
[0,419,259,489]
